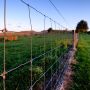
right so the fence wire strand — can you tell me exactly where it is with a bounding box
[3,0,7,90]
[0,0,74,90]
[20,0,66,29]
[27,5,33,90]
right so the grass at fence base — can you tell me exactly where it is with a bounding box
[71,33,90,90]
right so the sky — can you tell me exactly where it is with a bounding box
[0,0,90,32]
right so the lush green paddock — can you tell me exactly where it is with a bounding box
[71,33,90,90]
[0,32,72,90]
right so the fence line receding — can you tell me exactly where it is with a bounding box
[0,0,74,90]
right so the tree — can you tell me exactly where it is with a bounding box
[47,28,53,33]
[76,20,88,33]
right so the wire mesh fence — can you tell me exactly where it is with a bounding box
[0,0,74,90]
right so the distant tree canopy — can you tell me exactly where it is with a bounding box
[76,20,89,33]
[47,28,53,33]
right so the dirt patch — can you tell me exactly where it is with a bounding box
[60,59,77,90]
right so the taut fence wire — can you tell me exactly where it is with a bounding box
[0,0,77,90]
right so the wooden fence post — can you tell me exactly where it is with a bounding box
[73,30,78,50]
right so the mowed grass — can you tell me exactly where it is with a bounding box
[0,32,73,90]
[71,33,90,90]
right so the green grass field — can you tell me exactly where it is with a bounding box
[71,33,90,90]
[0,32,72,90]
